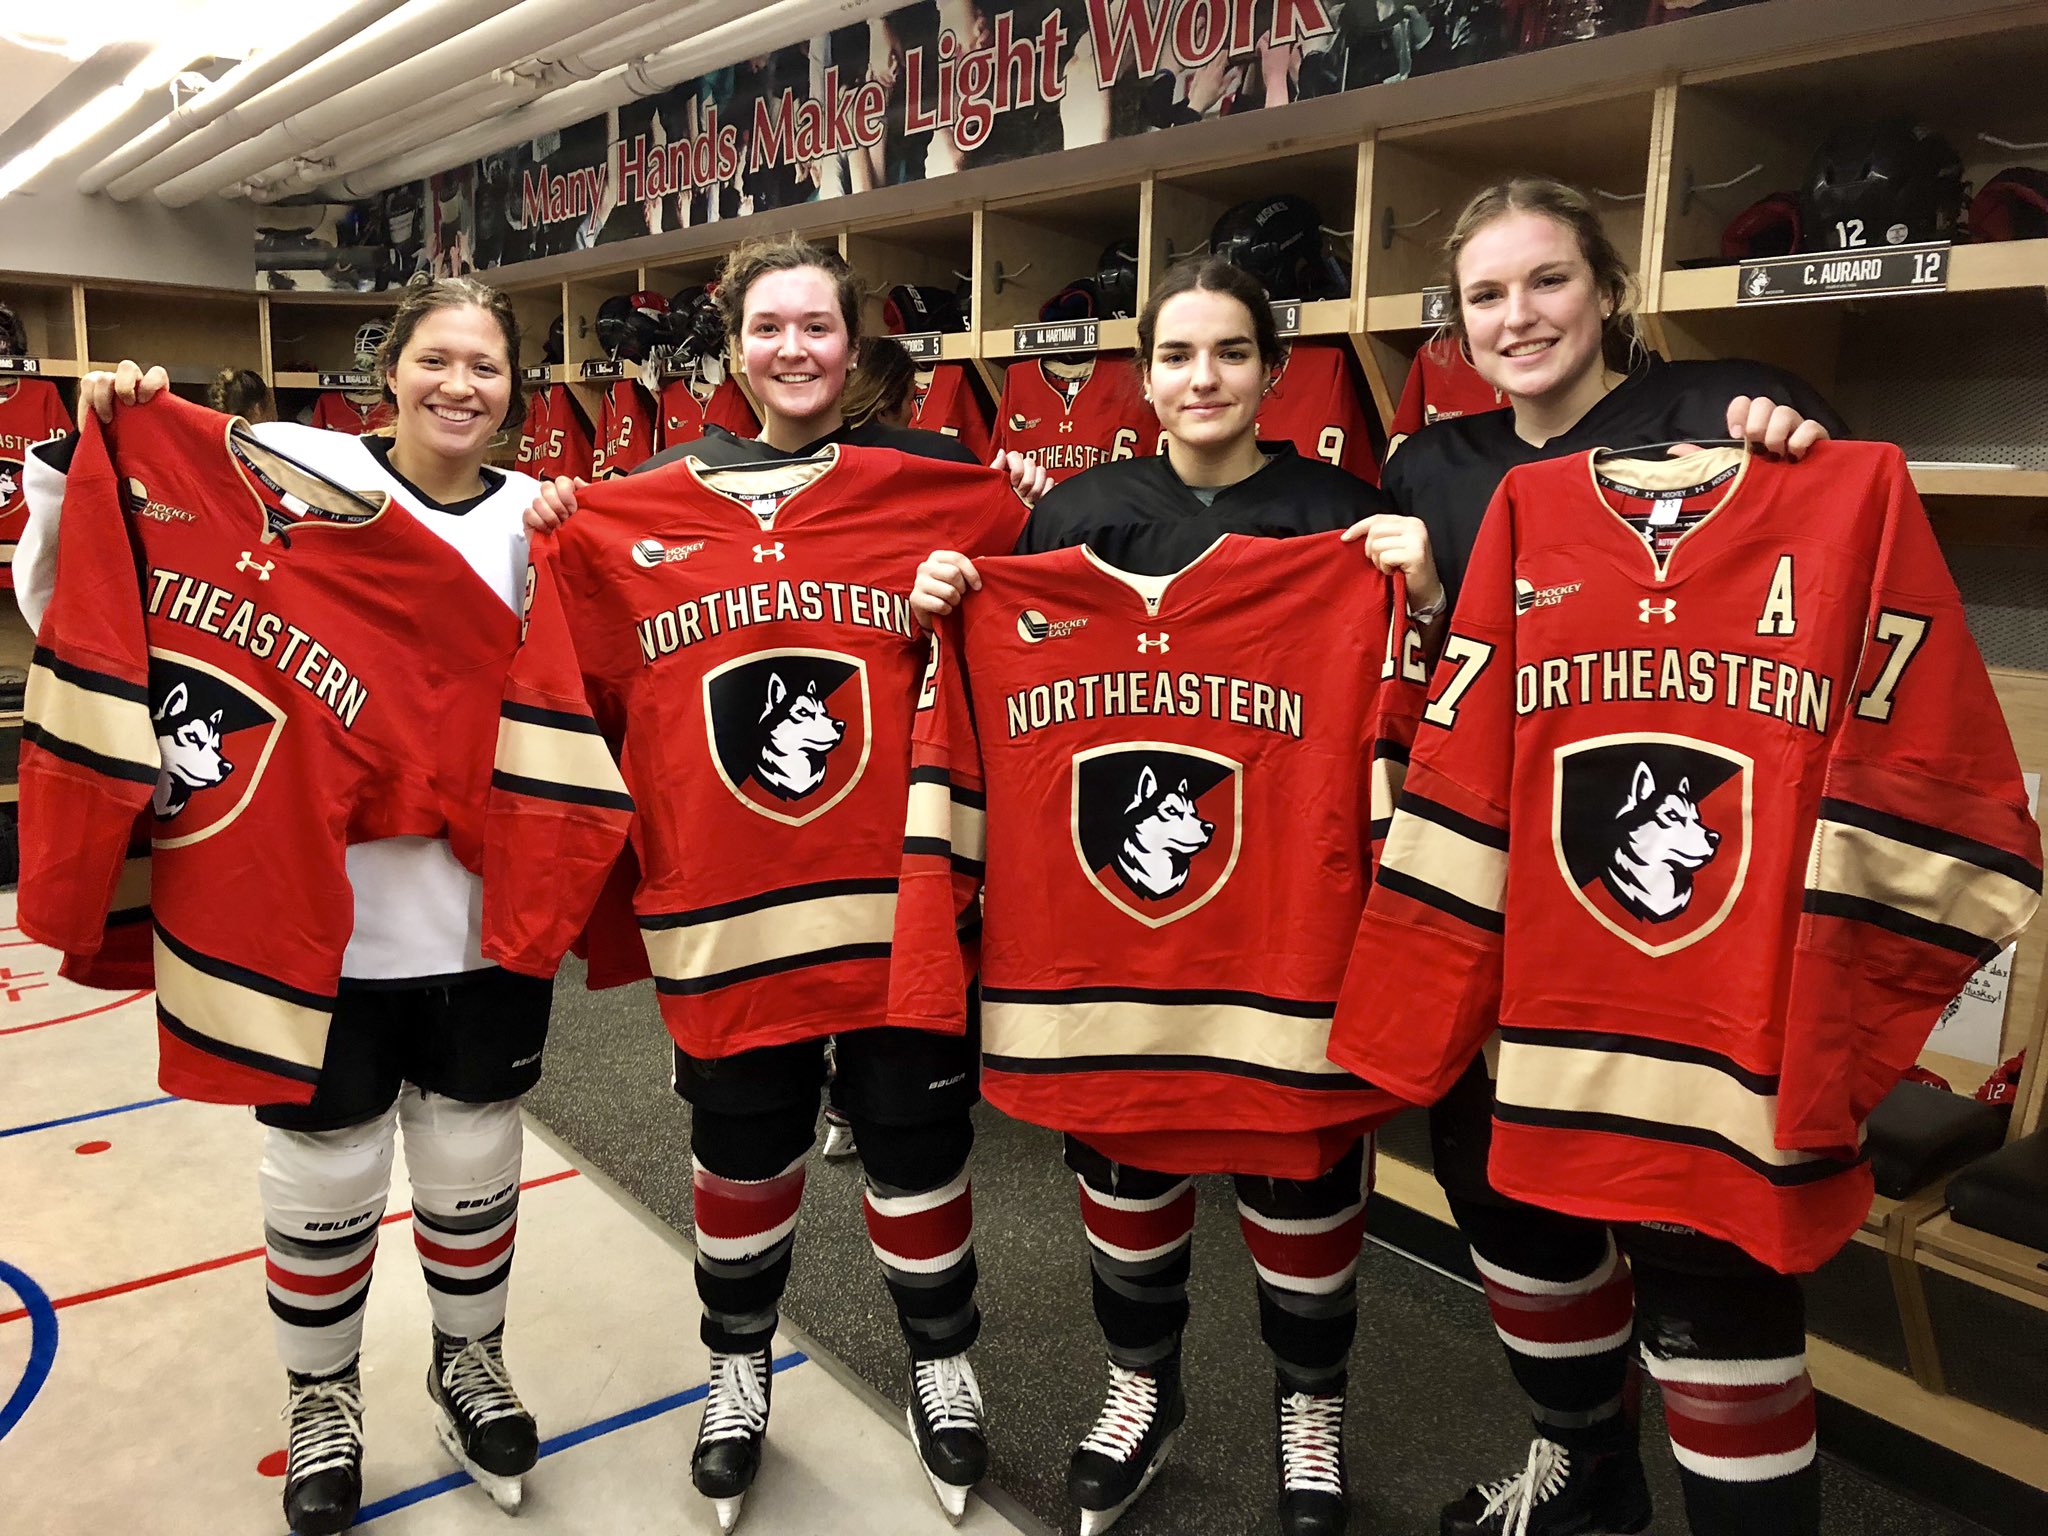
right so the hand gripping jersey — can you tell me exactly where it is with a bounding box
[1,377,73,590]
[911,364,993,464]
[1257,342,1381,486]
[890,533,1428,1178]
[592,378,656,480]
[993,357,1159,484]
[515,384,594,481]
[1389,340,1507,444]
[550,445,1028,1060]
[309,392,396,436]
[1330,442,2042,1271]
[17,395,632,1105]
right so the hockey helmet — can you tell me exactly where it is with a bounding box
[1039,278,1101,323]
[1968,166,2048,243]
[1800,119,1963,251]
[1095,237,1141,320]
[543,315,566,366]
[619,308,665,363]
[595,294,634,357]
[352,320,389,370]
[1211,194,1345,301]
[883,284,968,334]
[0,303,26,358]
[1720,191,1802,262]
[627,288,670,318]
[667,284,727,357]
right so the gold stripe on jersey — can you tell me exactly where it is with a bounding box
[906,775,986,863]
[642,887,898,986]
[24,654,159,783]
[1370,751,1406,828]
[1379,802,1508,917]
[110,854,152,922]
[1810,817,2038,952]
[494,710,632,808]
[984,995,1351,1080]
[153,930,331,1074]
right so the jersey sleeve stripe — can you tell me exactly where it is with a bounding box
[986,1050,1366,1094]
[493,717,634,807]
[158,1005,322,1090]
[906,775,988,864]
[154,927,334,1078]
[982,983,1335,1016]
[1815,797,2044,892]
[19,723,161,788]
[31,645,152,704]
[1375,867,1507,934]
[489,770,636,814]
[1377,799,1509,921]
[654,941,895,996]
[1800,890,2003,963]
[640,874,899,928]
[1499,1025,1782,1095]
[1493,1103,1860,1188]
[911,764,986,809]
[24,662,160,785]
[499,699,608,734]
[982,994,1354,1082]
[641,886,897,991]
[1397,789,1511,850]
[1809,816,2039,952]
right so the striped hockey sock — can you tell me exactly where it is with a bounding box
[1471,1236,1638,1449]
[1235,1146,1370,1390]
[1076,1172,1197,1369]
[863,1168,978,1359]
[693,1152,807,1352]
[1645,1352,1818,1536]
[413,1193,519,1342]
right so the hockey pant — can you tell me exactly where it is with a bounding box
[1066,1135,1371,1393]
[261,1087,525,1376]
[690,1096,978,1362]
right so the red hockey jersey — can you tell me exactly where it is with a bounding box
[912,364,993,464]
[1257,342,1380,486]
[890,534,1426,1177]
[515,385,594,481]
[309,392,395,436]
[18,395,632,1106]
[993,357,1159,484]
[658,375,708,450]
[703,376,761,439]
[592,379,656,480]
[1389,340,1507,443]
[550,445,1028,1060]
[1,378,74,591]
[1330,442,2042,1271]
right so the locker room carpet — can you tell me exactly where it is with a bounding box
[525,962,1993,1536]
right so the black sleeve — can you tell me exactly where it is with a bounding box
[900,428,979,465]
[31,432,81,474]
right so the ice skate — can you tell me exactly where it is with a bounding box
[1440,1436,1651,1536]
[1067,1354,1185,1536]
[1276,1381,1348,1536]
[282,1360,364,1536]
[693,1346,772,1533]
[821,1106,859,1161]
[907,1352,987,1523]
[428,1324,537,1514]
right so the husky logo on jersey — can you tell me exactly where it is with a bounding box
[1072,744,1242,927]
[1554,734,1752,957]
[145,651,287,849]
[0,460,17,506]
[704,649,871,826]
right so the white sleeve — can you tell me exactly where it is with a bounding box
[15,437,74,632]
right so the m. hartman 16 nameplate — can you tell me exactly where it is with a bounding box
[1736,243,1950,305]
[1013,320,1098,355]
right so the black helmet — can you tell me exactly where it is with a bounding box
[595,295,633,357]
[883,284,968,334]
[1210,194,1345,301]
[1039,278,1101,323]
[1095,237,1140,319]
[1800,119,1963,252]
[666,284,726,358]
[619,308,664,363]
[0,303,24,358]
[543,315,565,366]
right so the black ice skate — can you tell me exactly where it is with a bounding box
[428,1324,538,1514]
[282,1361,364,1536]
[1067,1355,1186,1536]
[1276,1382,1349,1536]
[821,1106,859,1161]
[1440,1437,1652,1536]
[693,1346,773,1533]
[907,1352,987,1523]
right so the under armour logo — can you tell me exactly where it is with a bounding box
[1638,599,1676,624]
[236,552,275,581]
[1137,633,1169,653]
[1058,420,1074,435]
[752,543,784,563]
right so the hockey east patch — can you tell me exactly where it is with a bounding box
[147,648,286,849]
[1552,733,1753,958]
[703,648,871,827]
[1072,743,1241,928]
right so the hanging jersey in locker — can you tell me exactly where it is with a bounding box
[993,356,1159,483]
[17,394,632,1106]
[911,363,993,464]
[1331,442,2041,1272]
[548,444,1029,1061]
[1256,341,1381,485]
[0,376,72,590]
[1388,340,1507,444]
[592,378,656,479]
[309,392,396,436]
[890,533,1427,1177]
[515,384,595,481]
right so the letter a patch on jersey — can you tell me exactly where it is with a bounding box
[1071,743,1241,928]
[147,650,286,850]
[1552,733,1752,958]
[703,648,871,827]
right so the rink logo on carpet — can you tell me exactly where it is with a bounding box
[1072,743,1241,928]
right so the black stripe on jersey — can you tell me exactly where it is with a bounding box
[421,1257,515,1298]
[1497,1026,1782,1097]
[500,699,606,734]
[985,1051,1367,1093]
[1398,790,1510,850]
[1492,1103,1864,1187]
[268,1284,373,1331]
[656,941,894,995]
[1376,866,1507,934]
[158,1002,323,1087]
[155,923,337,1012]
[265,1224,380,1260]
[910,764,986,809]
[1370,817,1393,841]
[904,835,952,859]
[982,984,1334,1018]
[1818,796,2043,890]
[414,1199,519,1237]
[1374,740,1411,765]
[490,768,636,813]
[951,853,986,877]
[31,645,152,705]
[1802,889,2004,962]
[19,722,161,787]
[641,876,899,929]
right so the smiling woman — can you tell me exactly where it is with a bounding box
[370,273,524,506]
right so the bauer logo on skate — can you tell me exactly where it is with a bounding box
[1072,744,1241,927]
[704,650,872,827]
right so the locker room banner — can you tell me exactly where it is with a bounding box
[261,0,1768,288]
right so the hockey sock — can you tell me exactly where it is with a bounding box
[1234,1137,1370,1393]
[398,1088,523,1343]
[1069,1139,1197,1370]
[1452,1193,1639,1453]
[857,1114,979,1360]
[260,1105,398,1376]
[693,1150,808,1353]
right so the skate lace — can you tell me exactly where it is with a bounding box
[700,1350,770,1445]
[914,1353,985,1436]
[1078,1363,1159,1464]
[1476,1437,1570,1536]
[439,1334,528,1427]
[1277,1390,1345,1496]
[284,1373,364,1479]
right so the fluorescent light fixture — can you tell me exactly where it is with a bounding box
[0,83,135,196]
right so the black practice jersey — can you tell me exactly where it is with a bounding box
[635,419,980,475]
[1383,356,1848,606]
[1017,441,1387,577]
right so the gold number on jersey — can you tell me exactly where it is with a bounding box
[1422,635,1496,730]
[1317,427,1344,467]
[917,631,942,711]
[1756,554,1797,636]
[1111,428,1138,460]
[1854,609,1930,722]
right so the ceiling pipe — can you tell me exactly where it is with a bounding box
[329,0,906,201]
[93,0,520,201]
